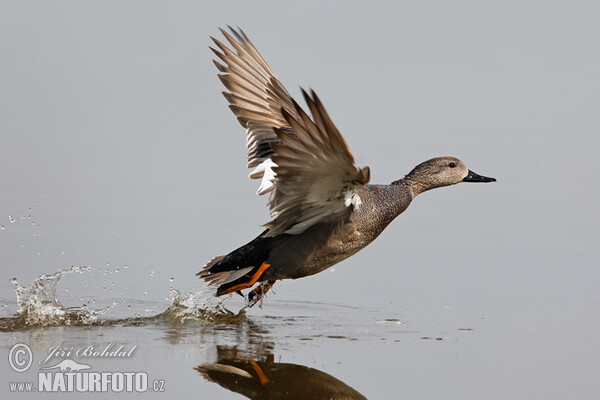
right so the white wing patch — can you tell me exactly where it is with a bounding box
[250,159,277,195]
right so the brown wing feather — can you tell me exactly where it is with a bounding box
[212,27,369,235]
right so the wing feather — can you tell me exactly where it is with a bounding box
[212,27,370,236]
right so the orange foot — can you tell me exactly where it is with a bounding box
[219,262,271,295]
[247,280,275,308]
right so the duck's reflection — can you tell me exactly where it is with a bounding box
[195,345,366,400]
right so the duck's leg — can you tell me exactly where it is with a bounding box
[218,262,271,295]
[248,280,275,308]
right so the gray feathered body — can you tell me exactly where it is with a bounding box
[204,183,413,287]
[262,183,412,280]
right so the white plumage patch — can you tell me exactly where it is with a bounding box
[249,159,277,195]
[344,190,362,208]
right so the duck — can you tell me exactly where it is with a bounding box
[198,27,496,307]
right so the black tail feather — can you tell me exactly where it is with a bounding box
[199,230,273,293]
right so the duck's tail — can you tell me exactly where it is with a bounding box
[197,231,273,296]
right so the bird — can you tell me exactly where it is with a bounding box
[198,27,496,307]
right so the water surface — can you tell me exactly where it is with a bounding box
[1,266,486,399]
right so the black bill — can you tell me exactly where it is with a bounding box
[463,170,496,183]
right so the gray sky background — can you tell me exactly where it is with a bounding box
[1,1,599,397]
[1,0,598,308]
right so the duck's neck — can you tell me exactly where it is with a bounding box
[391,176,427,197]
[368,181,415,225]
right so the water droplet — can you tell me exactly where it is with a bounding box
[169,277,174,282]
[1,225,4,230]
[143,291,148,296]
[8,216,15,224]
[123,265,128,270]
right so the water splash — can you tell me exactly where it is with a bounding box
[160,289,243,323]
[3,266,113,330]
[0,267,244,332]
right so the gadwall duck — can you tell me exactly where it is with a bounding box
[198,27,496,306]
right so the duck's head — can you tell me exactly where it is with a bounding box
[405,156,496,195]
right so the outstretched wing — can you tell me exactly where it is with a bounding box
[212,27,370,236]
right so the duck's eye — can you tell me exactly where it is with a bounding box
[449,162,456,168]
